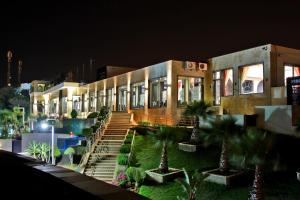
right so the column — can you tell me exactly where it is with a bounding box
[67,88,74,118]
[127,72,131,113]
[94,84,98,112]
[44,94,49,116]
[113,77,117,111]
[33,97,38,116]
[144,68,149,121]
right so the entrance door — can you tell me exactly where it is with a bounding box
[118,86,127,111]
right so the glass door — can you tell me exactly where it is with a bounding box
[118,86,127,111]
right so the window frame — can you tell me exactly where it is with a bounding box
[284,63,300,86]
[130,81,145,110]
[177,75,204,107]
[149,76,167,109]
[238,62,264,95]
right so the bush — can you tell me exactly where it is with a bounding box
[128,150,139,167]
[91,125,99,133]
[87,112,99,118]
[71,109,78,119]
[124,137,133,144]
[118,154,128,165]
[73,145,86,155]
[82,128,93,138]
[54,146,61,158]
[138,121,151,126]
[120,144,131,154]
[126,167,146,187]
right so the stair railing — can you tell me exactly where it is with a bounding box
[79,109,112,174]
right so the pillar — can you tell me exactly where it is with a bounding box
[44,94,49,116]
[144,68,149,121]
[127,72,131,113]
[67,88,74,117]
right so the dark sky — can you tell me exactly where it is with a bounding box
[1,1,300,85]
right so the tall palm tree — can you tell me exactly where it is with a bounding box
[202,116,243,172]
[183,100,213,143]
[230,128,274,200]
[150,126,177,173]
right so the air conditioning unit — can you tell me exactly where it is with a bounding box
[184,61,197,70]
[198,63,208,71]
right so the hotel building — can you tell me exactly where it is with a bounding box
[30,44,300,136]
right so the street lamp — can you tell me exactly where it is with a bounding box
[41,122,55,165]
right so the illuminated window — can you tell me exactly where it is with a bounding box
[106,89,113,109]
[284,65,300,85]
[150,77,167,108]
[213,71,221,105]
[72,96,81,112]
[178,76,203,106]
[131,82,145,109]
[239,63,264,94]
[223,69,233,96]
[62,97,67,114]
[97,90,105,109]
[89,93,95,111]
[117,86,127,111]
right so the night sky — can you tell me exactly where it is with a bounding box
[1,1,300,86]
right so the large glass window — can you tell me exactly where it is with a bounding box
[284,65,300,85]
[89,93,95,112]
[117,86,127,111]
[178,76,203,106]
[62,97,67,114]
[131,82,145,109]
[150,77,167,108]
[213,71,221,105]
[240,63,264,94]
[106,89,113,109]
[72,96,81,112]
[223,69,233,96]
[97,90,105,109]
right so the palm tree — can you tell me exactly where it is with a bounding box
[150,126,177,173]
[183,101,213,143]
[176,168,208,200]
[230,128,274,200]
[26,141,40,159]
[39,143,51,162]
[202,116,243,172]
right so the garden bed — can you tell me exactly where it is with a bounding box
[178,142,201,152]
[145,168,183,183]
[203,168,244,185]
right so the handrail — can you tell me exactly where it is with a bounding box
[79,109,112,173]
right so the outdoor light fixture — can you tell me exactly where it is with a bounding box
[41,122,55,165]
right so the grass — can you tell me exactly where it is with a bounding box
[134,135,300,200]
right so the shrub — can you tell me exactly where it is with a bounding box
[118,154,128,165]
[73,145,86,155]
[87,112,99,118]
[70,109,78,119]
[120,144,131,154]
[138,121,151,126]
[124,137,133,144]
[128,150,139,167]
[64,147,75,164]
[82,128,93,138]
[54,146,61,158]
[125,167,146,187]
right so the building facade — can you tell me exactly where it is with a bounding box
[30,44,300,136]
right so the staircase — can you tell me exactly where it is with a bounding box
[84,112,132,183]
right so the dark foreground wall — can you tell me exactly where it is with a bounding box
[0,150,148,200]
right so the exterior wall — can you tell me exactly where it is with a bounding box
[209,44,272,115]
[0,139,13,152]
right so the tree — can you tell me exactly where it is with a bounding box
[183,101,213,144]
[202,116,243,172]
[64,147,75,165]
[39,143,51,162]
[176,168,208,200]
[0,109,21,138]
[149,126,178,173]
[230,128,274,200]
[0,87,15,109]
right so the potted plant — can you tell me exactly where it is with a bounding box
[178,101,213,152]
[230,128,274,200]
[202,116,245,185]
[145,126,183,183]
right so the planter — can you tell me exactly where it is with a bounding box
[203,168,244,186]
[178,142,200,152]
[297,170,300,181]
[145,168,183,183]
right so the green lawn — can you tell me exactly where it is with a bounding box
[133,135,300,200]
